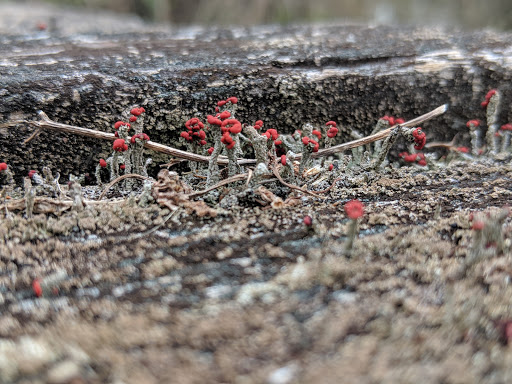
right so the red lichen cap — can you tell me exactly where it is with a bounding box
[28,170,37,178]
[254,120,264,130]
[129,116,137,123]
[472,221,485,230]
[99,159,107,168]
[207,115,222,126]
[0,162,7,171]
[280,155,287,166]
[221,119,242,135]
[312,130,322,139]
[466,119,480,128]
[381,116,395,126]
[219,111,231,120]
[303,215,313,226]
[309,139,319,152]
[481,89,497,108]
[221,132,235,148]
[217,100,227,107]
[412,128,427,150]
[265,129,278,141]
[114,121,130,130]
[113,139,128,152]
[501,123,512,131]
[227,97,238,104]
[130,107,145,116]
[400,152,418,163]
[326,121,337,128]
[180,131,192,141]
[327,127,338,138]
[344,199,364,220]
[207,147,214,155]
[302,137,310,145]
[185,118,204,131]
[32,279,43,297]
[130,133,150,143]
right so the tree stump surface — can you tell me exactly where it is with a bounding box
[1,3,512,178]
[3,6,512,384]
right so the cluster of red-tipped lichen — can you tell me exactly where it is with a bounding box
[202,97,243,150]
[129,107,145,122]
[380,116,405,126]
[131,132,150,144]
[215,96,238,112]
[325,121,338,138]
[253,120,264,130]
[113,121,130,137]
[220,119,242,149]
[412,127,426,150]
[302,136,319,152]
[311,129,322,140]
[113,138,128,152]
[481,89,497,108]
[262,128,282,145]
[399,152,427,166]
[181,118,207,146]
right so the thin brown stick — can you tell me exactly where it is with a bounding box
[425,137,457,149]
[98,174,151,200]
[3,105,447,165]
[297,104,449,160]
[245,168,254,187]
[188,173,249,198]
[23,128,42,144]
[315,176,344,194]
[271,163,325,199]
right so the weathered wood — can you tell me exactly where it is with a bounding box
[1,5,512,181]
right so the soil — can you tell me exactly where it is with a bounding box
[1,156,511,384]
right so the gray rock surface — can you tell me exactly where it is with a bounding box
[1,3,512,180]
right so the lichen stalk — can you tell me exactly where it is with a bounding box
[24,177,36,219]
[344,218,358,255]
[467,121,481,156]
[206,130,222,186]
[243,125,268,165]
[371,126,401,169]
[484,92,500,154]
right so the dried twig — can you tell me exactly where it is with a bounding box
[188,173,249,198]
[23,128,42,145]
[2,105,447,166]
[98,173,151,200]
[314,176,344,194]
[2,111,251,166]
[271,162,325,199]
[295,104,449,160]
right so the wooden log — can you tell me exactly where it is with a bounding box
[1,4,511,181]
